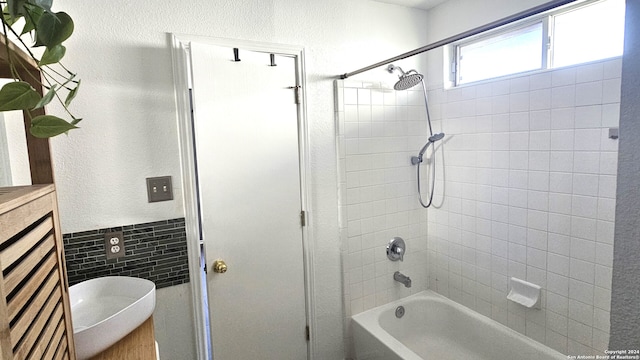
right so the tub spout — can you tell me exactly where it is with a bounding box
[393,271,412,288]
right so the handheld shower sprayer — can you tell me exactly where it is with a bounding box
[387,63,444,208]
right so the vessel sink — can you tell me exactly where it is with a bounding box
[69,276,156,360]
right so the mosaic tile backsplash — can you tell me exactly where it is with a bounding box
[63,218,190,289]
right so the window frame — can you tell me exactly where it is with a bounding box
[449,0,623,87]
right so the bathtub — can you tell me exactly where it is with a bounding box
[352,290,565,360]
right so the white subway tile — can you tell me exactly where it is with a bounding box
[601,103,620,127]
[546,329,569,354]
[530,110,551,130]
[510,132,529,151]
[574,129,602,151]
[570,258,595,284]
[529,152,551,172]
[569,279,594,305]
[571,195,598,219]
[575,82,603,106]
[530,89,552,110]
[550,152,574,172]
[551,85,576,108]
[528,191,549,212]
[576,63,604,83]
[549,213,572,235]
[549,193,573,216]
[597,198,616,221]
[571,216,597,241]
[548,272,570,297]
[594,265,612,290]
[548,233,571,256]
[599,152,618,175]
[531,72,552,90]
[568,319,593,347]
[568,299,593,326]
[596,220,615,245]
[509,152,529,171]
[572,174,599,197]
[574,105,602,128]
[603,58,622,79]
[510,112,530,131]
[595,243,613,267]
[553,68,577,87]
[527,247,547,269]
[602,78,621,104]
[594,286,611,312]
[550,130,574,151]
[573,152,600,174]
[548,253,570,276]
[550,172,573,194]
[529,171,550,191]
[510,92,530,112]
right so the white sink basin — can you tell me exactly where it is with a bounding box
[69,276,156,360]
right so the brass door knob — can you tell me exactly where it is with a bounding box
[212,259,227,273]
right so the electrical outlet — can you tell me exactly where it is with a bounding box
[104,231,125,259]
[146,176,174,203]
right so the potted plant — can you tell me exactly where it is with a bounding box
[0,0,79,138]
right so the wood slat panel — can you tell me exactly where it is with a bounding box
[1,216,53,271]
[27,314,63,360]
[10,283,60,348]
[0,275,13,360]
[9,271,57,328]
[51,192,76,360]
[53,336,68,360]
[0,192,54,245]
[3,235,55,295]
[42,318,65,360]
[0,186,53,218]
[12,299,62,354]
[7,253,57,321]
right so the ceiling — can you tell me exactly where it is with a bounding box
[372,0,448,10]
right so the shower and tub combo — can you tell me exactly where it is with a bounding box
[387,64,444,208]
[352,291,566,360]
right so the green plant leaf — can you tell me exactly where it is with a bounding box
[21,5,44,34]
[0,81,41,111]
[28,0,52,12]
[30,115,77,138]
[2,6,20,25]
[35,11,73,48]
[39,44,65,65]
[6,0,27,19]
[32,84,56,109]
[65,79,80,106]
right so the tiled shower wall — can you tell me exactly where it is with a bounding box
[426,58,621,356]
[336,80,429,357]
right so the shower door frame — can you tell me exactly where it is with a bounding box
[170,34,314,360]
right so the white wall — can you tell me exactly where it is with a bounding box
[47,1,429,358]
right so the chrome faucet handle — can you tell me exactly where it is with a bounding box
[387,237,406,261]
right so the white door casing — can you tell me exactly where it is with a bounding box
[190,42,308,360]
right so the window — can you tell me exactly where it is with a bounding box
[453,0,625,86]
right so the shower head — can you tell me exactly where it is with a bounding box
[387,64,424,90]
[428,132,445,143]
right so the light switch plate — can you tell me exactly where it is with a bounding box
[146,176,173,202]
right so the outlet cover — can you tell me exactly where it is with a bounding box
[146,176,173,202]
[104,231,125,259]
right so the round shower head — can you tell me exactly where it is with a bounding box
[394,72,424,90]
[428,132,445,143]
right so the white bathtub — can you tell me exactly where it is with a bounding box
[352,290,565,360]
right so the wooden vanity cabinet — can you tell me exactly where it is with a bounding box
[0,185,75,360]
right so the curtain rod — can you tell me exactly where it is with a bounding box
[339,0,578,79]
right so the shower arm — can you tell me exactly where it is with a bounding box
[339,0,578,79]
